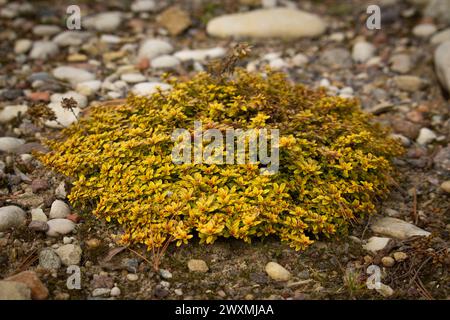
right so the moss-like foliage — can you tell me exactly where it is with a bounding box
[38,69,402,251]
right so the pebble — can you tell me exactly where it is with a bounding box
[431,28,450,44]
[187,259,209,273]
[265,262,292,281]
[381,256,395,267]
[31,178,48,193]
[151,55,181,69]
[52,66,96,86]
[440,180,450,193]
[46,219,76,237]
[76,80,102,97]
[393,252,408,262]
[39,248,61,270]
[33,24,61,37]
[28,220,49,232]
[55,244,82,266]
[31,208,47,222]
[14,39,32,54]
[394,75,424,92]
[174,47,226,62]
[0,105,28,123]
[29,41,59,60]
[110,287,121,297]
[207,8,326,39]
[159,269,173,279]
[362,236,391,252]
[352,41,375,63]
[63,236,72,244]
[120,73,147,84]
[434,146,450,172]
[86,238,101,248]
[5,271,48,300]
[0,137,25,152]
[91,274,114,289]
[55,182,67,199]
[131,82,172,96]
[416,128,437,145]
[51,91,88,109]
[100,34,122,44]
[84,12,123,32]
[320,48,352,68]
[44,101,80,129]
[156,5,192,36]
[49,200,71,219]
[390,54,412,74]
[52,31,91,47]
[376,283,394,297]
[138,39,173,60]
[127,273,139,281]
[174,289,183,296]
[371,217,430,240]
[131,0,156,12]
[291,53,308,66]
[434,41,450,92]
[0,205,26,232]
[92,288,111,297]
[269,58,288,70]
[0,281,31,300]
[412,23,437,37]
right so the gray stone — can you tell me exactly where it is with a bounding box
[138,39,173,60]
[46,219,75,237]
[55,244,82,266]
[29,41,59,60]
[131,0,156,12]
[362,236,391,252]
[84,12,122,32]
[0,281,31,300]
[0,137,25,152]
[320,48,352,68]
[92,288,111,297]
[174,47,226,62]
[132,82,171,96]
[0,105,28,123]
[33,25,61,37]
[394,75,425,91]
[151,55,181,69]
[412,23,437,37]
[434,146,450,172]
[49,200,71,219]
[0,206,26,232]
[434,41,450,92]
[207,8,326,39]
[14,39,32,54]
[371,217,430,240]
[431,28,450,44]
[352,41,375,63]
[52,31,92,47]
[390,54,412,73]
[28,220,49,232]
[39,248,61,270]
[52,66,95,86]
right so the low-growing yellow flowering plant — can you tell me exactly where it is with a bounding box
[38,69,403,251]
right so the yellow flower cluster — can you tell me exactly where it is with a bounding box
[38,70,403,251]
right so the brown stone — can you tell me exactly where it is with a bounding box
[156,6,191,36]
[27,91,50,102]
[5,271,49,300]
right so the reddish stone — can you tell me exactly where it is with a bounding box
[5,271,48,300]
[406,110,424,123]
[28,92,50,102]
[136,58,150,70]
[31,178,49,193]
[66,214,81,223]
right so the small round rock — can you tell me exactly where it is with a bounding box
[127,273,139,281]
[381,256,395,267]
[187,259,209,273]
[393,252,408,262]
[110,287,121,297]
